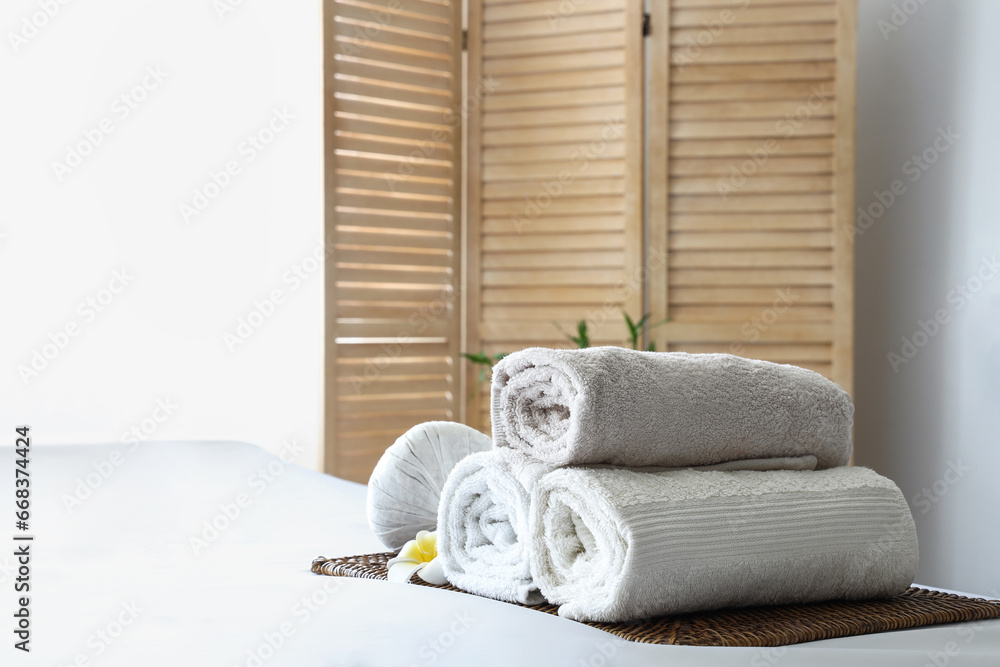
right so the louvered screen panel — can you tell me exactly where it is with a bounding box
[324,0,463,481]
[466,0,646,431]
[650,0,855,393]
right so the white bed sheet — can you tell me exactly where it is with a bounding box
[2,441,998,666]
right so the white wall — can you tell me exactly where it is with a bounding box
[0,0,324,470]
[856,0,1000,593]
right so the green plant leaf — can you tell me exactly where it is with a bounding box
[576,320,589,348]
[623,311,636,334]
[461,351,493,366]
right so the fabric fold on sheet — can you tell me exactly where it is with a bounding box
[530,466,919,623]
[491,347,854,469]
[437,449,550,604]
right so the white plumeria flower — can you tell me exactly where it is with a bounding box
[386,530,448,585]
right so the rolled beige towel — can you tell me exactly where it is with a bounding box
[492,347,854,469]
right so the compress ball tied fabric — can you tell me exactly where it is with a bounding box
[366,421,492,550]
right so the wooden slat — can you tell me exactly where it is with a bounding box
[670,286,832,304]
[482,232,624,251]
[482,104,625,129]
[671,231,833,249]
[483,158,625,181]
[670,23,836,47]
[483,195,625,217]
[669,193,834,213]
[670,137,834,157]
[672,42,836,66]
[483,10,624,40]
[483,177,624,199]
[336,0,453,21]
[486,67,624,94]
[483,123,630,147]
[482,29,625,58]
[669,269,833,286]
[669,98,835,120]
[483,0,622,23]
[481,269,624,287]
[482,215,624,234]
[669,305,833,322]
[670,156,833,176]
[484,49,625,75]
[669,250,833,269]
[479,320,630,341]
[482,285,624,304]
[670,119,835,140]
[482,250,625,269]
[662,321,832,342]
[335,57,453,91]
[483,86,625,111]
[670,212,832,230]
[672,0,833,7]
[671,62,836,84]
[482,304,635,321]
[482,141,625,163]
[671,81,835,102]
[670,175,833,194]
[671,6,836,28]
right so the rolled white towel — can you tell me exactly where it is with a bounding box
[492,347,854,469]
[436,451,819,605]
[437,449,550,604]
[530,466,918,623]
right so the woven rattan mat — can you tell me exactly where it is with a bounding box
[312,552,1000,647]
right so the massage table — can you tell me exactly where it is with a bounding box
[4,441,998,666]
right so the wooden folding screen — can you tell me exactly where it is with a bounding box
[324,0,464,481]
[464,0,647,431]
[646,0,855,394]
[325,0,856,477]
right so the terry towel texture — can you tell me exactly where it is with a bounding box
[437,451,823,605]
[492,347,854,469]
[530,466,919,623]
[437,449,551,604]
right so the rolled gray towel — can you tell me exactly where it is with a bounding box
[530,466,919,622]
[491,347,854,469]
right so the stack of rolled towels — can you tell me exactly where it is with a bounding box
[437,347,919,623]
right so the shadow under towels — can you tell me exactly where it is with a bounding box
[530,466,919,623]
[491,348,854,469]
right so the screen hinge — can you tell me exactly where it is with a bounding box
[642,12,651,37]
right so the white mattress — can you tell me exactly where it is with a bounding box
[4,441,998,666]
